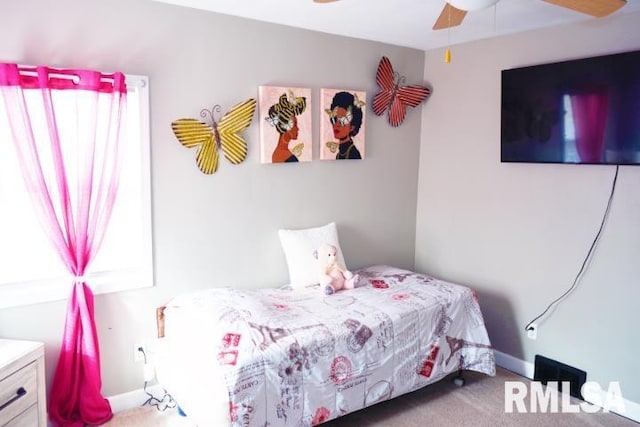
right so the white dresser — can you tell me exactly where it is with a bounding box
[0,340,46,427]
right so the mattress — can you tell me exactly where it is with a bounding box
[155,265,495,426]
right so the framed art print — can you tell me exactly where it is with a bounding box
[320,88,366,160]
[259,86,312,164]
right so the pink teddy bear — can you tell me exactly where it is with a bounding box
[313,243,359,295]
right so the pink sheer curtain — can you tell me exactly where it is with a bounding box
[570,88,610,163]
[0,63,127,426]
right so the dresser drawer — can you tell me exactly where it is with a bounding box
[4,404,38,427]
[0,362,37,426]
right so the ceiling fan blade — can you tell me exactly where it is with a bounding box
[433,3,468,30]
[541,0,626,17]
[313,0,340,3]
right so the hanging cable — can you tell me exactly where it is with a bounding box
[524,165,619,331]
[142,380,177,412]
[138,347,177,412]
[444,2,452,63]
[493,2,497,33]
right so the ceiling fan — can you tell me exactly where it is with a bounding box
[311,0,627,30]
[431,0,627,30]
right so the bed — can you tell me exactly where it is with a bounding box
[155,265,495,426]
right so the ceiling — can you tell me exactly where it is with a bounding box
[152,0,640,51]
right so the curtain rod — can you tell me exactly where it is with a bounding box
[15,67,147,88]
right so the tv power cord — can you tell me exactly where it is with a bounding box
[524,164,619,332]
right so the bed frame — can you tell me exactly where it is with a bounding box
[156,306,165,339]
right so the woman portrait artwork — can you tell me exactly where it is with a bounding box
[259,86,312,163]
[320,89,366,160]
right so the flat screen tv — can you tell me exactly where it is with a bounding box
[501,50,640,165]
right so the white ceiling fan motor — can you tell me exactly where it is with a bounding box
[448,0,500,11]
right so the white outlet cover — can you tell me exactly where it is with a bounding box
[134,343,145,362]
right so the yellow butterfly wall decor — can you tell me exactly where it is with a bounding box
[171,98,257,174]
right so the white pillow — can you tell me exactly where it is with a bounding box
[278,222,346,288]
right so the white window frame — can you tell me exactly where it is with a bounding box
[0,73,153,308]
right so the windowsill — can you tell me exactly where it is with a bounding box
[0,268,154,309]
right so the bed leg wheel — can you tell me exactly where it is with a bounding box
[453,376,465,387]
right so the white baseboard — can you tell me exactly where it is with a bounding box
[107,384,167,413]
[494,349,535,379]
[108,352,639,424]
[617,397,640,424]
[493,350,640,423]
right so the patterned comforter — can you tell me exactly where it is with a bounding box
[160,265,495,426]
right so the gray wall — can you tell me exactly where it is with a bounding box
[5,0,638,411]
[0,0,424,397]
[416,12,640,402]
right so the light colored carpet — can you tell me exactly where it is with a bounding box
[97,405,196,427]
[327,368,638,427]
[101,367,638,427]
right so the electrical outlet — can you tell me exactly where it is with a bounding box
[134,343,145,363]
[527,323,538,340]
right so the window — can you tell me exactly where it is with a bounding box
[0,74,153,308]
[562,94,579,163]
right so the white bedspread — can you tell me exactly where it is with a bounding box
[157,265,495,426]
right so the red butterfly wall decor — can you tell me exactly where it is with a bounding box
[372,56,431,127]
